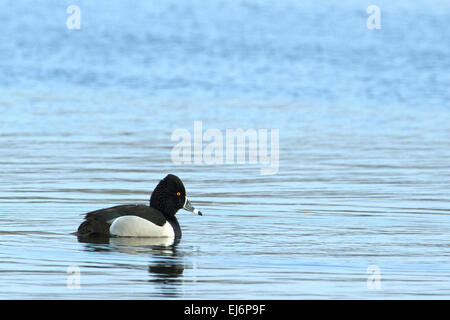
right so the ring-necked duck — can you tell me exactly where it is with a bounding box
[76,174,202,239]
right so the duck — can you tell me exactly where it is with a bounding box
[76,174,202,239]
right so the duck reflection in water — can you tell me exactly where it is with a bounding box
[77,236,185,297]
[147,245,185,298]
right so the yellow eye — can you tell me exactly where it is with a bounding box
[176,192,181,196]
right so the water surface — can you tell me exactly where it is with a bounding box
[0,0,449,299]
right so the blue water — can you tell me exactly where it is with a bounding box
[0,0,449,299]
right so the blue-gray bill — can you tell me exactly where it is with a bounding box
[183,198,203,216]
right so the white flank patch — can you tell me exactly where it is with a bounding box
[109,216,175,237]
